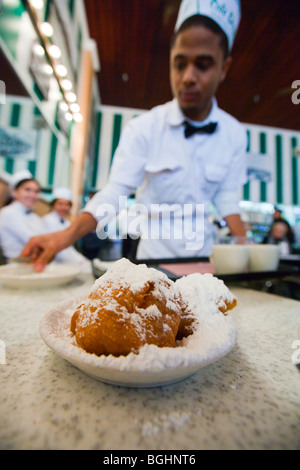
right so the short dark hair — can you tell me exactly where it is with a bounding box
[51,198,72,207]
[15,178,37,190]
[171,15,229,59]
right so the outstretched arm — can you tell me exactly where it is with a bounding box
[21,212,97,272]
[21,180,134,271]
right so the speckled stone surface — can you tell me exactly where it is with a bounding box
[0,274,299,450]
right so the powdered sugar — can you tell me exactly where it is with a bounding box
[75,258,181,337]
[91,258,176,297]
[176,273,236,324]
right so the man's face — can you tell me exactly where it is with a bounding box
[53,199,71,218]
[170,25,231,121]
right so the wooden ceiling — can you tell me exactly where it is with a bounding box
[85,0,300,131]
[1,48,29,97]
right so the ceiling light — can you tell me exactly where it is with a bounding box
[40,22,54,37]
[33,44,45,56]
[59,101,69,112]
[65,112,73,121]
[48,44,61,59]
[56,64,68,77]
[61,79,73,91]
[66,92,77,103]
[43,64,53,75]
[29,0,44,10]
[70,103,80,113]
[73,113,83,123]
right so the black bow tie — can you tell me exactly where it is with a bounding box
[60,218,65,224]
[183,120,218,138]
[25,209,33,214]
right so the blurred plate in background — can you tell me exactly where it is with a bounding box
[0,263,80,289]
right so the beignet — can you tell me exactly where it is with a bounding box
[70,258,183,356]
[175,273,237,339]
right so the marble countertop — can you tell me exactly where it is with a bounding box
[0,273,299,450]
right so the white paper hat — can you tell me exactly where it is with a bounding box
[175,0,241,50]
[52,187,73,202]
[10,169,33,188]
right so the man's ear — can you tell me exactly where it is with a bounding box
[220,56,232,83]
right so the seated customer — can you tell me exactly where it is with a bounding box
[43,187,73,231]
[272,208,295,246]
[263,220,293,255]
[43,187,92,272]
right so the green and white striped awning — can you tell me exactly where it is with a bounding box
[244,124,299,206]
[0,97,71,192]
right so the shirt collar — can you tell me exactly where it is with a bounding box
[167,97,219,127]
[53,210,66,222]
[12,201,33,214]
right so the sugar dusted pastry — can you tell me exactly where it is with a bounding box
[70,258,183,356]
[175,273,237,339]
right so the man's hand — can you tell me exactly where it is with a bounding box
[20,212,98,272]
[20,231,68,272]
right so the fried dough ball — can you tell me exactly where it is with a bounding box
[70,258,184,356]
[175,273,237,339]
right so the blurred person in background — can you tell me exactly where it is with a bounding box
[271,205,295,246]
[0,170,46,261]
[263,219,294,255]
[44,187,92,272]
[44,187,73,231]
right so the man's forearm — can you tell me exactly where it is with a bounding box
[224,213,246,237]
[65,212,98,246]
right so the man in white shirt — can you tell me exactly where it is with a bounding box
[22,0,247,270]
[84,95,247,259]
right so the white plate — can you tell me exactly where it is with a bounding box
[39,296,237,387]
[0,263,80,289]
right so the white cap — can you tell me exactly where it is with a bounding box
[52,187,73,202]
[10,169,33,189]
[175,0,241,50]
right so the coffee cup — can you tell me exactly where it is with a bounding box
[248,244,279,272]
[210,244,249,275]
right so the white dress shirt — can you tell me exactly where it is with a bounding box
[43,210,71,232]
[0,201,47,259]
[84,98,247,258]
